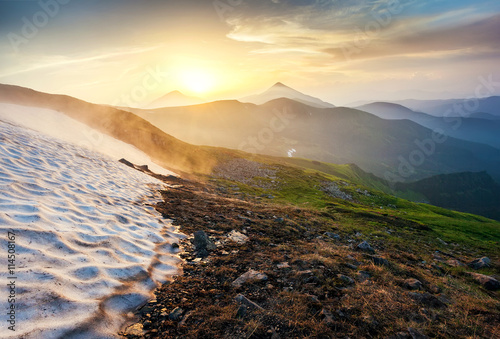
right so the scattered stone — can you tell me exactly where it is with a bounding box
[192,230,216,257]
[235,294,263,311]
[232,269,268,288]
[408,327,429,339]
[357,241,375,253]
[445,259,464,267]
[277,262,290,269]
[356,271,371,282]
[274,217,285,223]
[123,323,144,336]
[370,255,390,266]
[404,278,423,290]
[338,274,355,285]
[168,307,184,321]
[468,257,491,270]
[409,292,447,308]
[344,263,358,270]
[226,230,250,244]
[324,232,340,240]
[307,294,321,304]
[469,272,500,290]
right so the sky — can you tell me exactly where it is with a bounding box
[1,0,499,106]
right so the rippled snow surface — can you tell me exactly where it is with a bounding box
[0,119,184,338]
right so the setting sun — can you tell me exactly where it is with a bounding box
[178,69,214,95]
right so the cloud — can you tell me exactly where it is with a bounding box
[324,13,500,61]
[0,45,161,79]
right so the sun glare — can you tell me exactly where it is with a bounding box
[179,69,214,95]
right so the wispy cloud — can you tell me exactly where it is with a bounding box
[0,45,161,78]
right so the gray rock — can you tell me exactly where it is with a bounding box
[192,231,216,257]
[469,272,500,290]
[226,230,249,244]
[370,255,390,266]
[169,307,184,321]
[338,274,355,285]
[409,292,447,308]
[445,259,464,267]
[356,271,371,282]
[325,232,340,240]
[357,241,375,253]
[232,269,268,287]
[277,262,290,269]
[468,257,491,270]
[404,278,423,290]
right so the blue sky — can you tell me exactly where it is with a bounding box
[1,0,499,105]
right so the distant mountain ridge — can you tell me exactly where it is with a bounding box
[241,82,335,108]
[145,90,203,109]
[129,96,500,183]
[357,101,500,150]
[393,96,500,117]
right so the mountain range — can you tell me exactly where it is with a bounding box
[128,96,500,184]
[358,102,500,150]
[241,82,335,108]
[2,82,500,220]
[145,90,204,109]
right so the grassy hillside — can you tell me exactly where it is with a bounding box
[209,154,500,256]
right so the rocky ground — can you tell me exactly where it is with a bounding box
[119,171,499,339]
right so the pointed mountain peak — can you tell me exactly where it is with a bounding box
[241,82,335,108]
[272,82,289,88]
[145,90,203,109]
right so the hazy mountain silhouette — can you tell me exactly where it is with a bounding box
[145,90,203,108]
[393,96,500,117]
[129,97,500,183]
[241,82,335,108]
[358,102,500,150]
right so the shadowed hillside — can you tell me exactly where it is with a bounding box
[128,97,500,183]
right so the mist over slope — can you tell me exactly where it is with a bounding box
[0,84,216,175]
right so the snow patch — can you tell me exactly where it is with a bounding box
[0,119,184,338]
